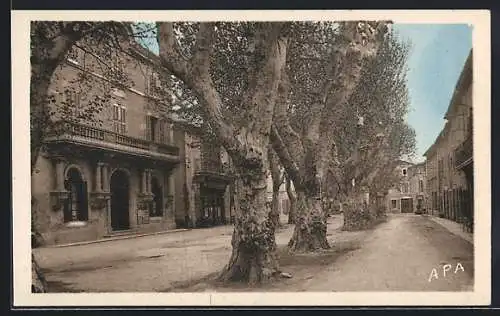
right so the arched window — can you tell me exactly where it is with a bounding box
[64,168,88,222]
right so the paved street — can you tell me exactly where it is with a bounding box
[35,214,473,292]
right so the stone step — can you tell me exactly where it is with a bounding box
[103,229,139,238]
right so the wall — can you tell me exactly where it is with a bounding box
[423,52,472,218]
[48,43,175,145]
[32,154,107,245]
[385,161,415,213]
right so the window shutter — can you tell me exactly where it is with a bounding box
[122,108,127,134]
[113,104,119,120]
[121,107,127,123]
[159,119,165,144]
[145,115,151,140]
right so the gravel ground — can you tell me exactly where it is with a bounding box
[298,214,474,292]
[35,214,473,292]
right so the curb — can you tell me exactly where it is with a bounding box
[425,215,473,245]
[45,228,192,249]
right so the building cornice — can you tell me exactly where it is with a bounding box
[444,50,473,120]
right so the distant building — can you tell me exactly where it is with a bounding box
[385,160,418,213]
[408,162,427,213]
[177,124,233,228]
[423,50,473,229]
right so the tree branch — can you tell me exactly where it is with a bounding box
[270,125,302,189]
[190,23,215,76]
[157,22,246,161]
[157,22,189,82]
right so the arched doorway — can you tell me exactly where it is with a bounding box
[110,170,130,231]
[150,176,163,218]
[64,167,88,222]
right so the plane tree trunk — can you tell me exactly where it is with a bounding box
[220,161,280,284]
[271,22,391,252]
[158,22,288,284]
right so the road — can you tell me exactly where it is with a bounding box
[34,214,473,292]
[34,216,319,292]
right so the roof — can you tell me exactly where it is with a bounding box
[444,50,473,120]
[423,49,472,158]
[395,159,414,167]
[423,121,449,157]
[408,161,425,170]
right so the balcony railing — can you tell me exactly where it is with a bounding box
[454,135,473,169]
[193,157,231,178]
[47,121,179,157]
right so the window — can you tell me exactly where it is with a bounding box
[148,72,162,96]
[64,89,81,107]
[402,168,407,176]
[67,47,79,64]
[403,183,409,194]
[159,119,168,144]
[112,103,127,134]
[146,115,168,143]
[63,168,88,223]
[146,116,158,141]
[391,199,397,209]
[419,179,424,193]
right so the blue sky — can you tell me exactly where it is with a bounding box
[392,24,472,162]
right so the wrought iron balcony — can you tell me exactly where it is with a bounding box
[454,135,473,170]
[193,158,230,175]
[45,121,180,161]
[192,157,232,184]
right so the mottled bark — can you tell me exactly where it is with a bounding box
[271,23,386,251]
[31,253,48,293]
[288,191,330,251]
[219,163,280,284]
[158,23,288,284]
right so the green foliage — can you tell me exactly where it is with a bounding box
[342,200,385,231]
[332,31,417,197]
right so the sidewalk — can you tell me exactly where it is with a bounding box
[47,228,191,248]
[425,215,473,245]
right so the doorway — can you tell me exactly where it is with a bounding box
[198,187,225,227]
[401,198,414,214]
[150,176,163,218]
[64,167,88,222]
[110,169,130,231]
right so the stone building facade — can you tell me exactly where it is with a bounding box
[385,160,416,213]
[32,38,233,245]
[408,162,427,213]
[423,50,473,229]
[173,124,233,228]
